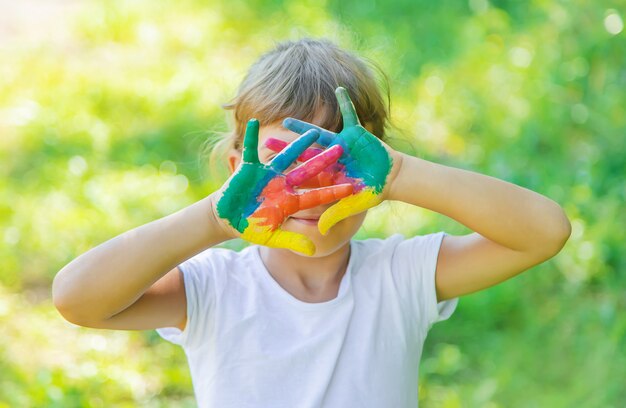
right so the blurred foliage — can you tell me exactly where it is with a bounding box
[1,0,625,406]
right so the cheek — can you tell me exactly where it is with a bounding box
[327,212,367,238]
[349,213,367,230]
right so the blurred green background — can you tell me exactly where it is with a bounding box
[1,0,625,406]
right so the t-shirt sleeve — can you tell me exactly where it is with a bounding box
[155,249,217,350]
[392,231,458,331]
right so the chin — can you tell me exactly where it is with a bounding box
[296,243,345,258]
[287,242,345,258]
[282,214,365,257]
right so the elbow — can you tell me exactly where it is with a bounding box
[54,303,84,326]
[53,297,100,328]
[540,206,572,259]
[52,271,99,327]
[553,206,572,251]
[52,274,81,325]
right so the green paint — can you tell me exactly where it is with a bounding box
[216,164,275,232]
[336,87,359,127]
[339,126,391,193]
[216,118,275,232]
[333,87,391,192]
[242,119,260,163]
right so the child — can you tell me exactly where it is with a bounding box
[52,38,572,407]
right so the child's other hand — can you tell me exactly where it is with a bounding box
[282,87,400,235]
[214,119,354,256]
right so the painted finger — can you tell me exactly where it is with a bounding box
[317,188,382,235]
[295,161,355,189]
[252,205,287,229]
[297,170,336,189]
[265,138,325,163]
[241,217,315,255]
[286,144,344,186]
[335,87,360,128]
[296,184,353,211]
[242,119,260,163]
[283,118,336,146]
[266,229,316,256]
[269,129,319,174]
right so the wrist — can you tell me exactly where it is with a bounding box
[206,191,238,242]
[384,150,405,202]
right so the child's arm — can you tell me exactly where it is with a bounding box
[52,120,351,330]
[388,153,571,301]
[52,193,230,330]
[284,87,571,302]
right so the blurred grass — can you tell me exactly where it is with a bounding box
[1,0,625,406]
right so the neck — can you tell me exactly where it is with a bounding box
[259,242,351,300]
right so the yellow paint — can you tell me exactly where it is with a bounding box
[241,217,315,256]
[318,188,381,235]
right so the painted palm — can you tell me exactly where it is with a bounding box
[216,119,353,256]
[283,87,393,235]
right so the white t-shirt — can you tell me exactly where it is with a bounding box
[156,232,458,408]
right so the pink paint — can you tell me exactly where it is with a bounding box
[266,137,365,192]
[286,145,343,186]
[265,138,323,162]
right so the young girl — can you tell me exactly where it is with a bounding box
[52,38,571,407]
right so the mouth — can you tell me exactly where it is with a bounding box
[289,215,321,226]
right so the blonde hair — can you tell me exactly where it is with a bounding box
[203,38,391,175]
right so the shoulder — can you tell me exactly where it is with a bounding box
[353,232,446,263]
[177,244,257,289]
[179,246,240,271]
[352,233,404,255]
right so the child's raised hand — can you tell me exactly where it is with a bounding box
[282,87,398,235]
[214,119,354,256]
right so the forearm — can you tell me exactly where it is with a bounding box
[389,153,571,254]
[52,192,230,322]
